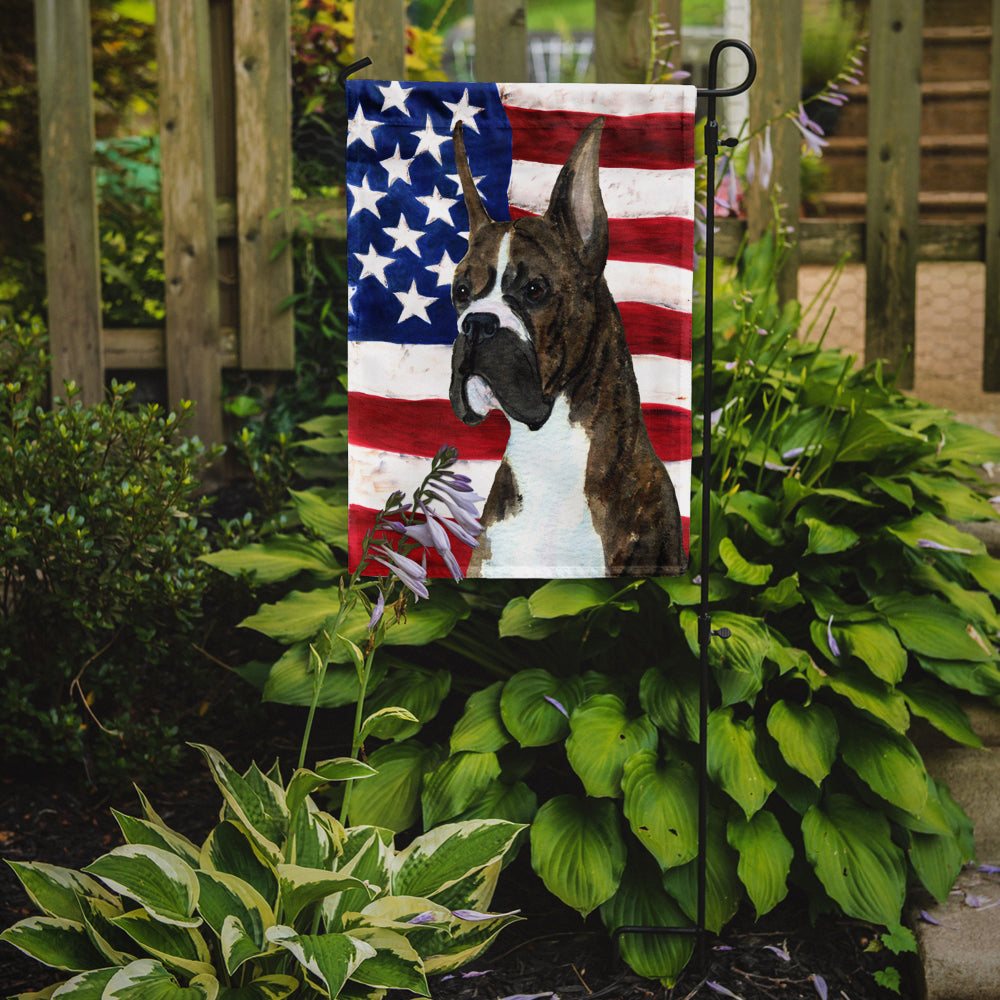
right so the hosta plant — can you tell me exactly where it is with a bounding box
[1,744,523,999]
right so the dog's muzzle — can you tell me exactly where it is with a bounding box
[449,308,553,431]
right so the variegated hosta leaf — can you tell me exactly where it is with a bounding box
[600,854,694,987]
[565,695,658,799]
[215,974,300,999]
[421,751,502,829]
[276,864,375,925]
[391,820,524,901]
[450,681,511,754]
[802,793,906,926]
[78,894,136,966]
[190,745,287,863]
[110,908,214,978]
[44,966,118,997]
[726,810,793,918]
[323,829,393,931]
[265,925,376,998]
[765,700,838,786]
[345,926,429,995]
[200,822,278,910]
[285,760,375,823]
[288,801,344,870]
[706,707,776,818]
[529,795,626,917]
[621,751,699,871]
[4,861,118,922]
[112,810,202,868]
[0,916,107,971]
[83,846,200,928]
[102,958,218,999]
[425,859,501,916]
[422,907,522,975]
[195,871,274,973]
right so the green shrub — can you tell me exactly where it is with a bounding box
[0,317,220,783]
[1,743,524,998]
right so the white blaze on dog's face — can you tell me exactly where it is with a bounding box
[448,118,610,432]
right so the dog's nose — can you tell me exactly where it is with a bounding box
[462,312,500,343]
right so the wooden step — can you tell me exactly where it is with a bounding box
[922,0,992,28]
[813,190,987,222]
[922,25,993,83]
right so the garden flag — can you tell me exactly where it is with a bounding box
[347,81,695,578]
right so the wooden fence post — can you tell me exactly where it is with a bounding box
[746,0,801,305]
[983,0,1000,390]
[233,0,294,370]
[34,0,104,405]
[354,0,406,80]
[157,0,223,445]
[594,0,655,84]
[864,0,923,389]
[474,0,527,82]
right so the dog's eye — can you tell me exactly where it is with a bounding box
[453,280,471,305]
[524,278,548,303]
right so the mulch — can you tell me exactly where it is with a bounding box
[1,741,913,1000]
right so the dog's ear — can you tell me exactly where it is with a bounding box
[544,117,609,272]
[453,123,492,235]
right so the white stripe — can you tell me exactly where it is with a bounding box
[509,160,695,220]
[348,341,692,408]
[605,260,692,313]
[349,444,692,520]
[499,82,697,117]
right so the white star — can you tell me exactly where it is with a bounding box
[348,283,357,314]
[354,245,394,286]
[411,115,450,164]
[347,105,379,149]
[417,186,459,226]
[380,144,414,186]
[384,214,425,255]
[443,89,484,133]
[347,175,386,218]
[426,249,459,287]
[377,80,411,115]
[446,171,485,194]
[394,279,436,324]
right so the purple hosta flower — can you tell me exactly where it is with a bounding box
[706,983,742,999]
[367,590,385,631]
[544,695,569,718]
[441,970,493,982]
[388,503,468,582]
[715,157,741,216]
[812,974,828,1000]
[917,538,973,555]
[451,908,521,921]
[497,994,557,1000]
[426,480,484,536]
[919,909,958,929]
[747,125,774,191]
[979,864,1000,874]
[827,616,842,657]
[407,911,438,925]
[763,944,790,962]
[791,104,829,157]
[370,544,429,600]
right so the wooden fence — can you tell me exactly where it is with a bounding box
[33,0,1000,445]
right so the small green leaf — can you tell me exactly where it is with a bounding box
[876,594,995,663]
[707,708,776,818]
[727,811,793,917]
[719,536,772,585]
[526,579,620,618]
[421,751,502,828]
[765,700,838,786]
[347,740,441,832]
[901,680,982,748]
[450,682,511,754]
[200,536,341,584]
[639,664,699,742]
[499,670,584,747]
[839,718,929,817]
[803,517,859,555]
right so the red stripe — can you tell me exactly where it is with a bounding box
[349,394,689,463]
[508,208,693,272]
[620,302,692,360]
[505,106,695,171]
[350,505,691,578]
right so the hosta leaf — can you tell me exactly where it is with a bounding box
[83,846,200,928]
[639,663,699,743]
[901,680,982,748]
[680,610,770,706]
[45,967,118,998]
[288,488,349,546]
[450,682,511,754]
[346,926,428,994]
[916,655,1000,697]
[875,594,995,662]
[360,706,421,742]
[839,718,929,816]
[909,816,966,906]
[112,812,201,868]
[599,853,694,987]
[261,643,386,709]
[724,490,784,545]
[322,829,393,930]
[362,667,451,740]
[111,909,214,978]
[807,660,910,732]
[5,862,118,923]
[265,926,375,997]
[103,959,218,1000]
[719,537,773,585]
[347,740,442,832]
[529,795,626,917]
[200,535,341,584]
[802,794,906,926]
[527,579,621,617]
[195,871,273,973]
[285,759,376,822]
[276,865,374,925]
[393,820,524,900]
[833,621,908,684]
[967,553,1000,597]
[453,779,538,827]
[886,512,985,557]
[727,811,793,917]
[499,670,585,747]
[199,822,278,910]
[906,472,998,521]
[707,708,776,818]
[755,573,805,614]
[497,596,565,639]
[0,916,106,971]
[765,700,838,786]
[421,751,502,828]
[566,695,658,798]
[216,975,299,1000]
[834,410,926,463]
[423,907,522,974]
[621,751,699,870]
[803,517,859,556]
[660,810,741,933]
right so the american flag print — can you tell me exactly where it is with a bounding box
[346,80,695,577]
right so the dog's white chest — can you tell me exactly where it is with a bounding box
[480,396,606,577]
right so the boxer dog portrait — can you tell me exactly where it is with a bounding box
[448,117,686,578]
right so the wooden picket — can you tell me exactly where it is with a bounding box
[30,0,1000,449]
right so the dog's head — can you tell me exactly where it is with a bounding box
[448,118,610,430]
